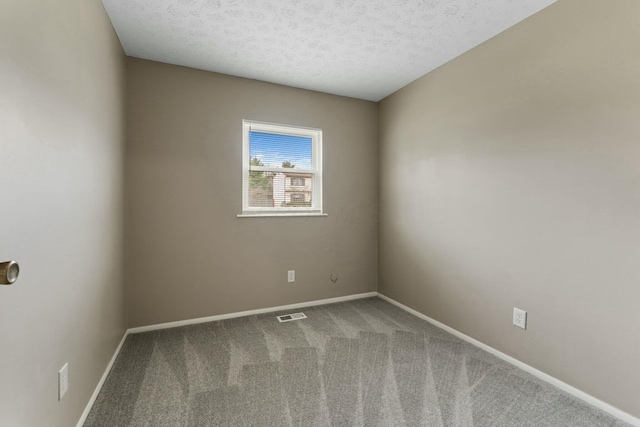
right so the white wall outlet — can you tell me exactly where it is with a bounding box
[513,308,527,329]
[287,270,295,283]
[58,363,68,401]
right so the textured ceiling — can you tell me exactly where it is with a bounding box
[102,0,556,101]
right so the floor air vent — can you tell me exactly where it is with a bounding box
[277,312,307,322]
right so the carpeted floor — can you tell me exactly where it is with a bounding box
[84,297,629,426]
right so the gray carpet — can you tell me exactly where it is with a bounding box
[84,297,629,426]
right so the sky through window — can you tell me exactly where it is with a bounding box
[249,131,312,169]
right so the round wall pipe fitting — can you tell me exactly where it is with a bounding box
[0,261,20,285]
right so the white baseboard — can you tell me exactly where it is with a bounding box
[128,291,378,334]
[376,292,640,427]
[76,330,129,427]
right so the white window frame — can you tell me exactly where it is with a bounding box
[239,119,325,217]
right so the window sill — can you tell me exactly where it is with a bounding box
[237,212,328,218]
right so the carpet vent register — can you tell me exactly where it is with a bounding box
[276,312,306,322]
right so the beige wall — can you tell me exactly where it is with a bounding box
[126,58,378,327]
[379,0,640,418]
[0,1,126,426]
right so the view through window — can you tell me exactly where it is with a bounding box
[242,121,323,215]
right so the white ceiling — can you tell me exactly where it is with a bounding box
[102,0,556,101]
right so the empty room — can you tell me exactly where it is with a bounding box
[1,0,639,426]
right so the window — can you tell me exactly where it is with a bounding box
[290,193,306,203]
[291,177,305,187]
[241,120,323,216]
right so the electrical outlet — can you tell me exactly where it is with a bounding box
[58,363,68,401]
[287,270,295,283]
[513,308,527,329]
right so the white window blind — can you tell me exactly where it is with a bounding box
[241,120,323,216]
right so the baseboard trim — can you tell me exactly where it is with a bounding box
[128,291,378,334]
[376,292,640,427]
[76,330,129,427]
